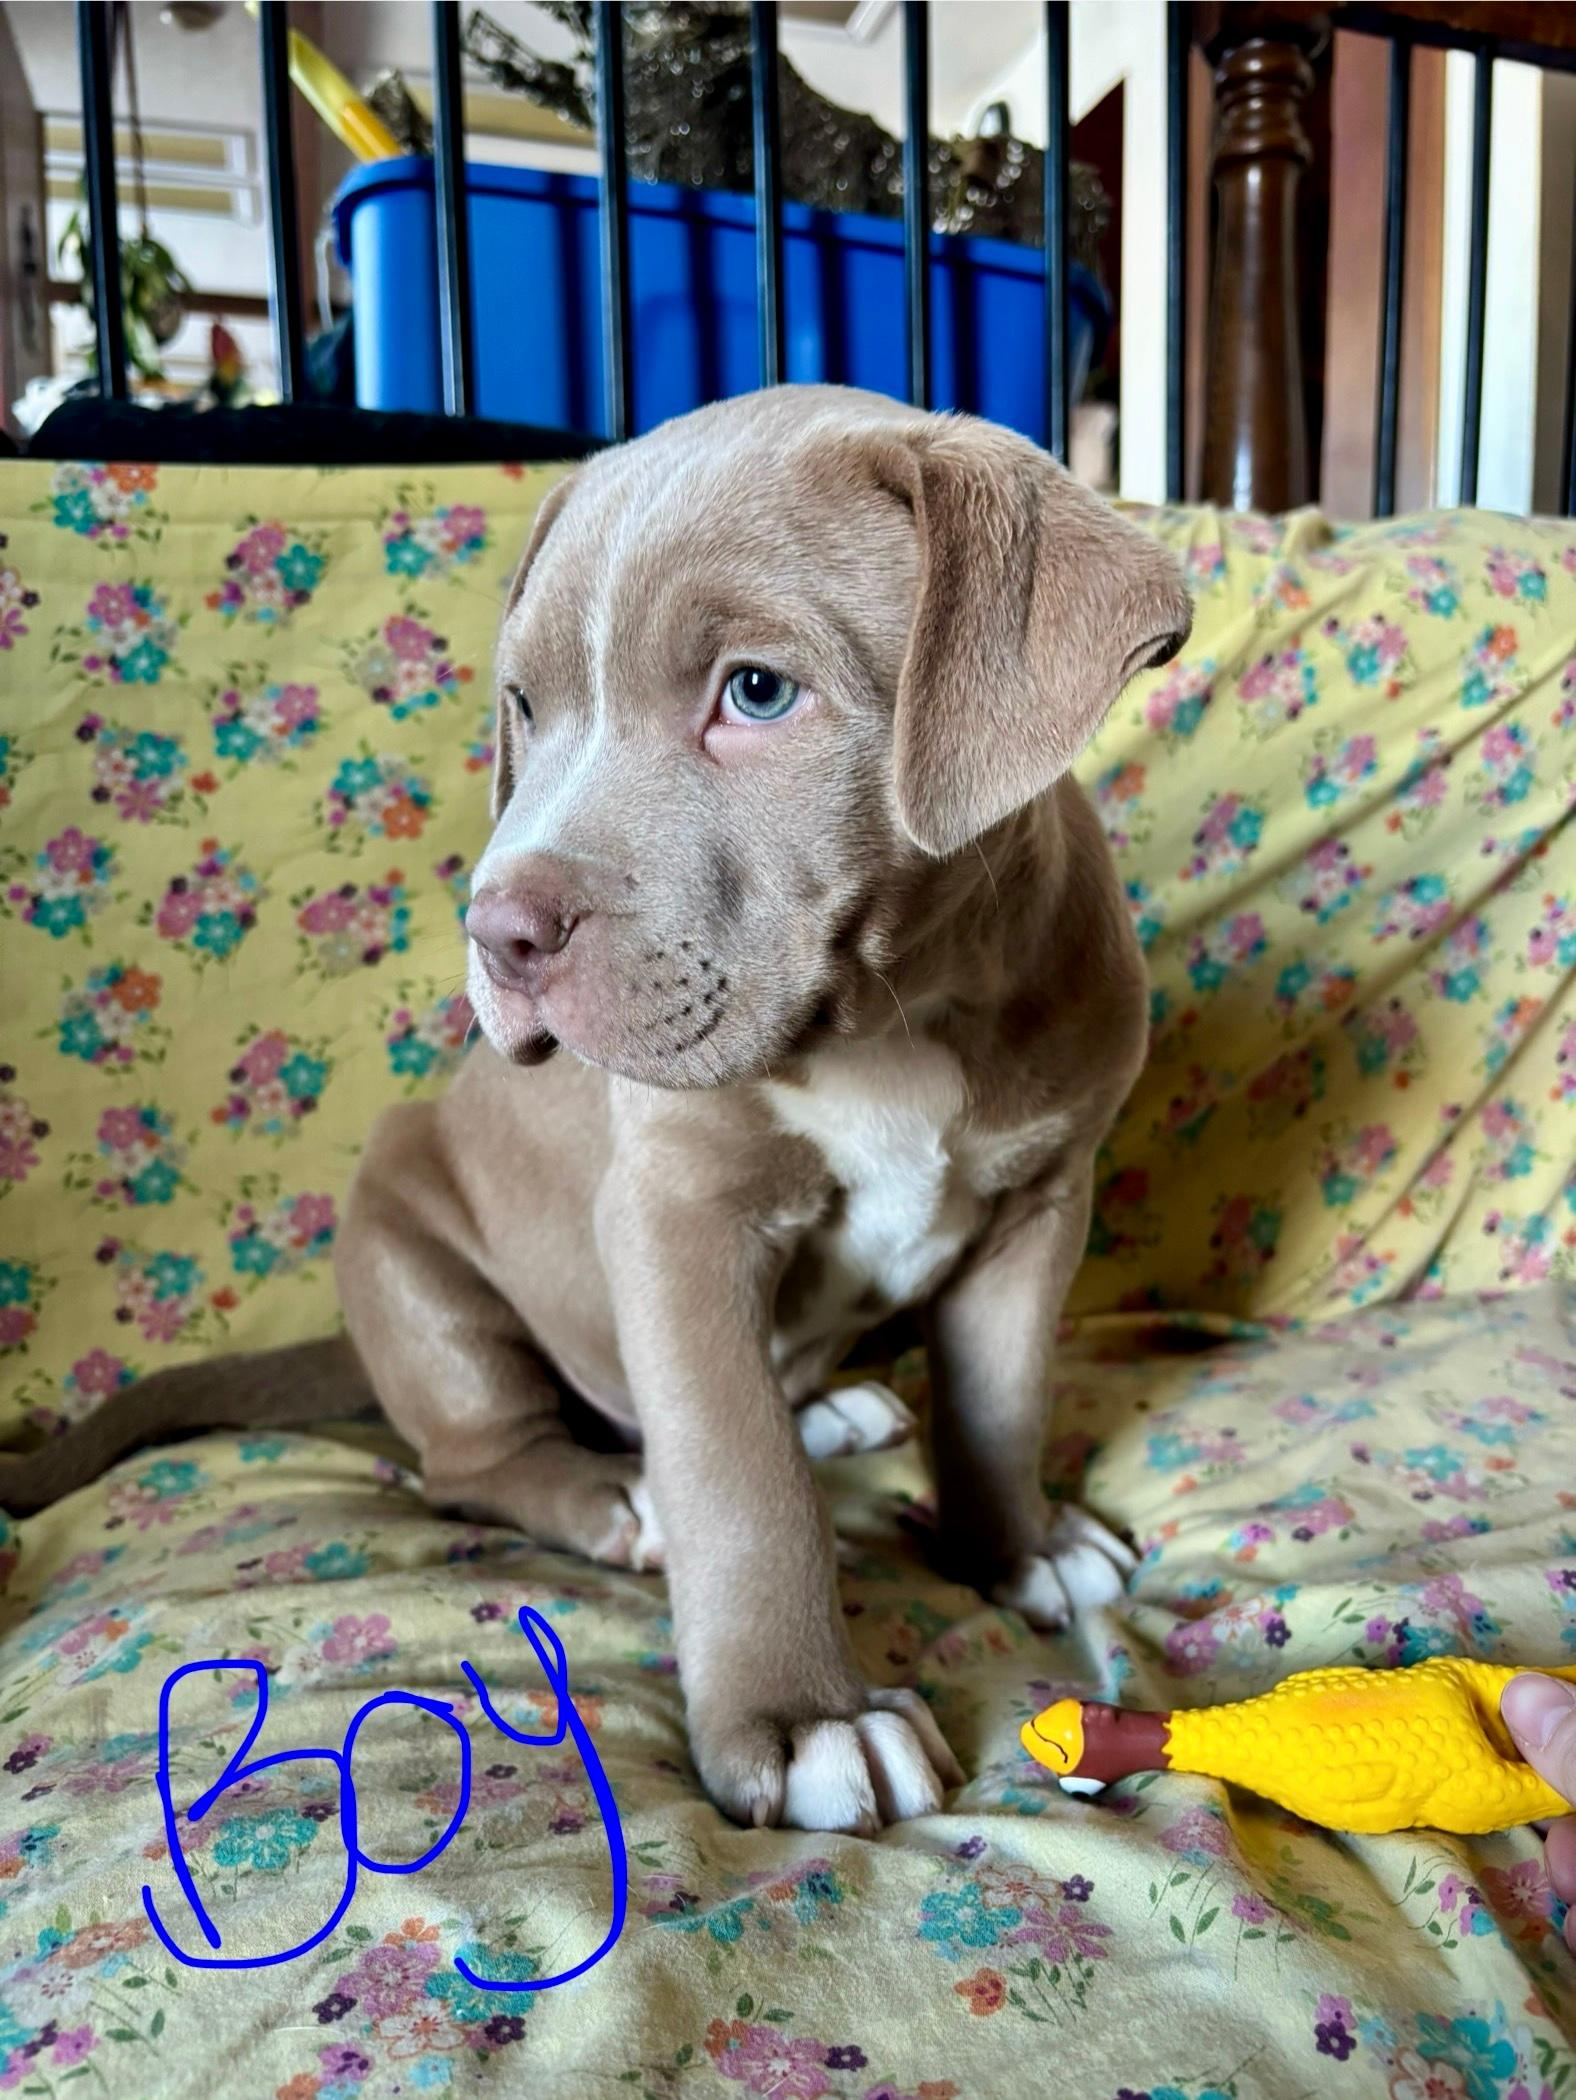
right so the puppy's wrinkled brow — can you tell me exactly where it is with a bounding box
[613,583,803,700]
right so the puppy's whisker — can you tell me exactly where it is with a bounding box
[973,839,1001,912]
[873,970,913,1046]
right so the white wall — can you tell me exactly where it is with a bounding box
[986,0,1169,501]
[1435,53,1544,515]
[783,0,1039,138]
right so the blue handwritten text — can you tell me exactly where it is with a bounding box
[143,1605,626,1988]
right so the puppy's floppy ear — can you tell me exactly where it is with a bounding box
[875,418,1192,858]
[491,471,579,819]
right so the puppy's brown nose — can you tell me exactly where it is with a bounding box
[466,889,579,988]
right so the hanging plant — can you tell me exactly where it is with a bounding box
[61,0,191,383]
[59,201,191,382]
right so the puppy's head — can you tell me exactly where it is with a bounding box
[467,386,1190,1087]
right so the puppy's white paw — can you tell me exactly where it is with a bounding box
[696,1685,964,1833]
[797,1382,917,1460]
[992,1505,1136,1632]
[624,1476,665,1569]
[783,1696,960,1833]
[593,1476,665,1571]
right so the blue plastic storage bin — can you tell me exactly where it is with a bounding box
[333,158,1109,447]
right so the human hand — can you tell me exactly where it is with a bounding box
[1501,1672,1576,1951]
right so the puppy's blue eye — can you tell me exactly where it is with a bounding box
[724,666,800,722]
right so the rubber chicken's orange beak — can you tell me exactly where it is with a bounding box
[1020,1698,1086,1775]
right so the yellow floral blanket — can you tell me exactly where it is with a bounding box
[1,459,1574,2097]
[0,1292,1570,2099]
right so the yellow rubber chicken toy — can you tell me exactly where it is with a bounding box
[1021,1659,1576,1835]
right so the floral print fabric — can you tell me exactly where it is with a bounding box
[1072,503,1574,1321]
[0,1290,1569,2096]
[0,463,549,1433]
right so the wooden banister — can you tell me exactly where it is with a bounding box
[1196,3,1331,511]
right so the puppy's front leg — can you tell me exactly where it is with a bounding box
[926,1161,1137,1633]
[601,1175,961,1833]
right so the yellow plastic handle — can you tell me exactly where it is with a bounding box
[287,31,400,162]
[244,5,401,163]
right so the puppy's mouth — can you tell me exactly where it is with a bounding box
[515,1026,559,1066]
[469,947,561,1064]
[469,931,752,1084]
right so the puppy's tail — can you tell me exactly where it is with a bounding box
[0,1334,376,1514]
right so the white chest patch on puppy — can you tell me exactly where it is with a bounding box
[765,1036,988,1355]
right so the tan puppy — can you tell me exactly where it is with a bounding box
[6,387,1189,1834]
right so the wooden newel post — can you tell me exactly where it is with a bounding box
[1198,4,1330,512]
